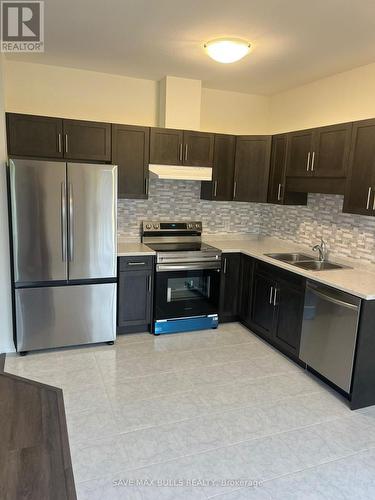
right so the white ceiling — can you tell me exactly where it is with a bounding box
[7,0,375,95]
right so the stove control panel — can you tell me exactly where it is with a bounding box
[142,221,202,233]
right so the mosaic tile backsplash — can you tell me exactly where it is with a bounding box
[117,179,262,237]
[261,193,375,264]
[118,180,375,264]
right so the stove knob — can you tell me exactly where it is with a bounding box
[195,223,201,229]
[153,224,159,230]
[145,223,152,229]
[187,223,193,229]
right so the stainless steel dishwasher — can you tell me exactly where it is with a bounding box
[300,281,361,393]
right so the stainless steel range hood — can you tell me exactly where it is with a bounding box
[149,164,212,181]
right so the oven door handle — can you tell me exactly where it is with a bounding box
[156,262,221,272]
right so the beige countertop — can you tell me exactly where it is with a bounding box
[117,234,375,300]
[203,235,375,300]
[117,241,156,256]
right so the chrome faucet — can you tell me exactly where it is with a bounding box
[312,238,328,262]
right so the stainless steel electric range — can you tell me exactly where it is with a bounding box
[142,221,222,335]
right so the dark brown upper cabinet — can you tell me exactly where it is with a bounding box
[312,123,352,178]
[150,128,183,165]
[343,118,375,216]
[286,123,351,179]
[267,134,307,206]
[112,124,150,199]
[183,130,214,166]
[6,113,111,162]
[62,119,111,162]
[286,129,314,177]
[233,135,272,202]
[201,134,236,201]
[150,128,214,167]
[6,113,64,159]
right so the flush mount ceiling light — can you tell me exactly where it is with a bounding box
[204,38,251,63]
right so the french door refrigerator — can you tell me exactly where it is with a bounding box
[9,158,117,353]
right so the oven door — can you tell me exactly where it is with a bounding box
[155,262,221,320]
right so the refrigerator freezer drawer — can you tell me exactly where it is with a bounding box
[15,283,116,352]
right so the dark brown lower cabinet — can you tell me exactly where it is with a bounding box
[219,253,241,322]
[251,270,276,340]
[273,278,305,356]
[238,254,255,326]
[117,257,154,333]
[246,262,305,358]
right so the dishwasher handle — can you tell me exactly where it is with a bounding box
[306,282,360,311]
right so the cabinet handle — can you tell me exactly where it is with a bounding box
[128,262,146,266]
[65,134,69,153]
[148,275,152,292]
[233,181,237,199]
[269,286,274,304]
[306,152,311,172]
[366,187,372,210]
[311,151,315,172]
[145,177,149,195]
[213,180,218,197]
[179,143,183,162]
[277,183,282,201]
[373,189,375,211]
[273,288,278,306]
[223,257,227,274]
[58,133,62,153]
[184,144,188,161]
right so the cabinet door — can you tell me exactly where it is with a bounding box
[150,128,183,165]
[118,270,153,328]
[201,134,235,200]
[343,119,375,216]
[274,282,305,356]
[268,134,287,204]
[219,253,240,322]
[6,113,63,158]
[183,131,214,167]
[112,124,150,199]
[251,271,276,338]
[238,254,254,325]
[312,123,352,178]
[233,135,272,202]
[286,130,314,177]
[63,119,111,161]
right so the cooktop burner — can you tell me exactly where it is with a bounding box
[141,220,222,264]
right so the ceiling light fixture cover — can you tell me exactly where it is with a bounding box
[204,38,251,63]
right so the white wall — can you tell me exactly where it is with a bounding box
[4,61,270,135]
[4,61,159,126]
[201,87,270,135]
[270,61,375,133]
[0,56,14,353]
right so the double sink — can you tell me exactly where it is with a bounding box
[265,253,350,271]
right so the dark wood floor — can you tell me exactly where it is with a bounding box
[0,355,76,500]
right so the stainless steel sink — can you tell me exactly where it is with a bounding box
[265,252,315,263]
[294,260,348,271]
[265,252,350,271]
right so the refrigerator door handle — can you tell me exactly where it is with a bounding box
[61,182,67,261]
[68,182,74,261]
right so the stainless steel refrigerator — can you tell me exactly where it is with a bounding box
[9,158,117,353]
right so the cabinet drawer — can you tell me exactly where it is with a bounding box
[119,256,153,271]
